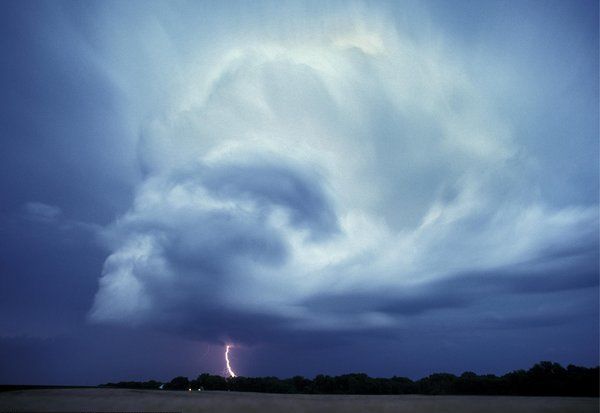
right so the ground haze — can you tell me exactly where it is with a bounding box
[0,388,597,413]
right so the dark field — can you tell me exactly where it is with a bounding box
[0,388,597,413]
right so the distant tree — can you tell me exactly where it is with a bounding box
[164,376,189,390]
[98,380,162,390]
[565,364,599,397]
[526,361,566,396]
[313,374,336,394]
[195,373,228,391]
[291,375,311,393]
[418,373,458,395]
[503,369,528,395]
[390,376,416,394]
[100,361,599,397]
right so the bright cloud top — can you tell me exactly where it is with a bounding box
[89,5,598,343]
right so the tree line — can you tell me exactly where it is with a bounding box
[100,361,599,397]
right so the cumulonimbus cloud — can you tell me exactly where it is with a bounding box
[88,5,598,344]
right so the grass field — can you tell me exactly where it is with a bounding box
[0,388,597,413]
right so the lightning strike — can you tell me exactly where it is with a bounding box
[225,345,237,378]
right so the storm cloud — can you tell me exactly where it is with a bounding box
[87,2,598,347]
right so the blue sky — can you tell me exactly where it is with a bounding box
[0,0,598,384]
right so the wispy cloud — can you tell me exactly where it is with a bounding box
[23,202,62,222]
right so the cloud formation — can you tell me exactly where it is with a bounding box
[88,3,598,347]
[24,202,62,222]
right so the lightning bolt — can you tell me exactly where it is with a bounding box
[225,344,237,378]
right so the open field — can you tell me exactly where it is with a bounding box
[0,388,598,413]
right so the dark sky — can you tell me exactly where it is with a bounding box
[0,0,598,385]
